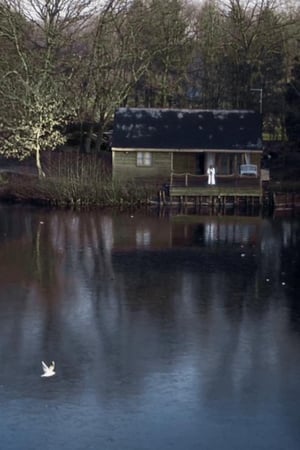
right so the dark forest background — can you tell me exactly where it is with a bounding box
[0,0,299,161]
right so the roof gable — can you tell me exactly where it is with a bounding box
[112,108,262,151]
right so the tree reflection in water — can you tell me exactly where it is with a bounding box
[0,205,299,450]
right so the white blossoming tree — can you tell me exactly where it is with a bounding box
[1,86,69,177]
[0,0,93,177]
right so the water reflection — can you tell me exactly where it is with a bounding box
[0,204,299,449]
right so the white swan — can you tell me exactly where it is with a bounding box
[41,361,56,377]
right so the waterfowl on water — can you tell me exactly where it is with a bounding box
[41,361,56,377]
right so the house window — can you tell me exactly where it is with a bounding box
[137,151,152,167]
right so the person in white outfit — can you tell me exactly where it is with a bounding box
[207,165,216,185]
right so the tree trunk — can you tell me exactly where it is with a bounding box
[36,146,45,178]
[84,124,94,153]
[95,123,103,153]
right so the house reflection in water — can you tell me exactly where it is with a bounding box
[136,228,151,248]
[112,214,173,251]
[170,216,260,248]
[111,213,261,252]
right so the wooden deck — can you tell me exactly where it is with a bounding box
[164,173,263,206]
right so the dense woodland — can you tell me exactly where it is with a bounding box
[0,0,299,177]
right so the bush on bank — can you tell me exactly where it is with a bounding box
[0,153,156,207]
[1,150,300,207]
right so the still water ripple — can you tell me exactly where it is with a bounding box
[0,205,299,449]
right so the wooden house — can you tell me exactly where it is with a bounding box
[111,108,264,205]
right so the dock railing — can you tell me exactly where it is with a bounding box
[170,172,260,188]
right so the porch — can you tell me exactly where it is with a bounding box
[163,171,263,207]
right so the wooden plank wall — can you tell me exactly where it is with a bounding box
[113,151,171,185]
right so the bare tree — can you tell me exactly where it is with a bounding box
[77,0,166,152]
[127,0,194,108]
[0,0,96,176]
[220,1,296,101]
[188,0,226,108]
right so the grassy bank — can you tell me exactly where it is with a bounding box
[1,149,299,209]
[0,153,156,208]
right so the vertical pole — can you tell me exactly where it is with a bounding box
[170,152,173,187]
[259,89,262,114]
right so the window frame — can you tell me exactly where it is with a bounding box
[136,151,152,167]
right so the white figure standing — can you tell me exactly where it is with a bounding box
[207,165,216,185]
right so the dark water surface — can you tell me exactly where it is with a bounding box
[0,204,299,450]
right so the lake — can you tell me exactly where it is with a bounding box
[0,204,299,450]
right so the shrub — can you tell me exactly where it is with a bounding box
[1,153,155,207]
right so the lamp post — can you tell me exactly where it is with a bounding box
[250,88,263,114]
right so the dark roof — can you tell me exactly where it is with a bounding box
[112,108,262,151]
